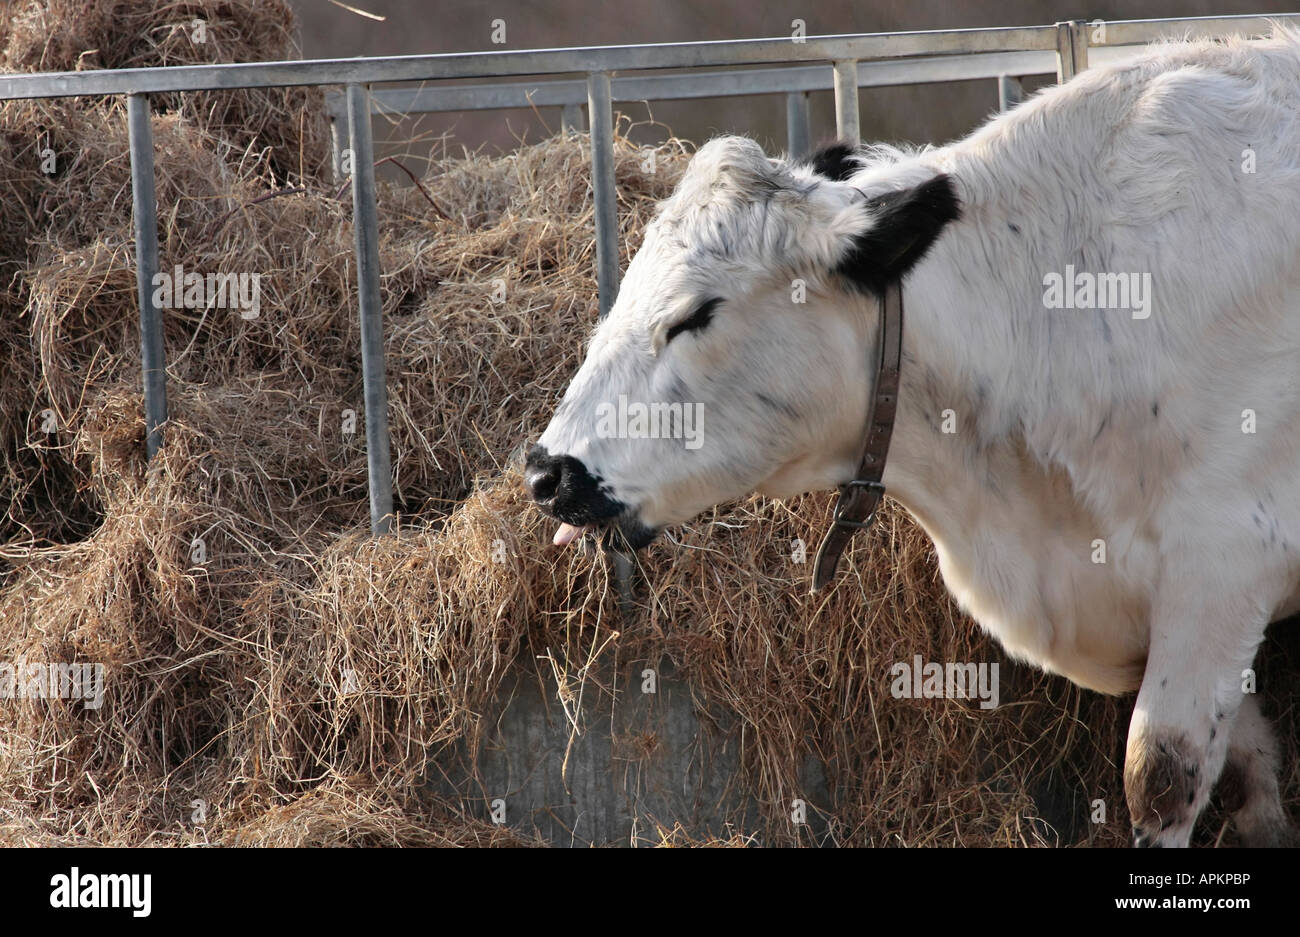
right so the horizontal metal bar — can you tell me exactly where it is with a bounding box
[0,25,1064,99]
[1085,44,1162,68]
[345,49,1060,118]
[646,48,1058,92]
[1096,14,1288,46]
[4,14,1291,103]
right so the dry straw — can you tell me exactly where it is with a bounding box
[0,0,1294,846]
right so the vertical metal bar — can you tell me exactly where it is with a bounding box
[585,71,634,609]
[1055,20,1089,82]
[560,102,585,134]
[612,549,635,616]
[328,103,345,181]
[346,82,395,536]
[997,75,1024,112]
[785,91,810,157]
[1073,20,1091,74]
[587,72,619,317]
[832,59,860,142]
[1055,21,1073,81]
[128,93,167,460]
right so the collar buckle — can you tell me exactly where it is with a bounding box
[831,480,886,529]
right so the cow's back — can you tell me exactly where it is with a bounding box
[887,29,1300,693]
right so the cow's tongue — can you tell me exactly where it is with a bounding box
[552,523,588,547]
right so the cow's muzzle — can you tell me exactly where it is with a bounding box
[524,444,658,550]
[525,444,624,526]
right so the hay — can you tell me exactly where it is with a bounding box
[1,0,330,181]
[0,0,331,545]
[1,1,1295,847]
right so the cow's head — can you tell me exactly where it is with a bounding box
[527,136,960,549]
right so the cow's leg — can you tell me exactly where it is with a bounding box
[1217,692,1297,847]
[1124,587,1270,848]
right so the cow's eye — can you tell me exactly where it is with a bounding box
[665,298,721,344]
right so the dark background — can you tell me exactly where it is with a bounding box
[287,0,1298,161]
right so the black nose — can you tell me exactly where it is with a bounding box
[525,450,564,503]
[524,444,620,525]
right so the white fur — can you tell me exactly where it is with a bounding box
[537,30,1300,846]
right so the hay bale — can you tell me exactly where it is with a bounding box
[0,410,585,845]
[364,471,1136,847]
[0,0,335,542]
[1,0,330,182]
[1,103,683,544]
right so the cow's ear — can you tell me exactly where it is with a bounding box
[835,174,961,296]
[800,141,862,181]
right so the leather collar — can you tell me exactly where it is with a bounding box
[811,280,904,592]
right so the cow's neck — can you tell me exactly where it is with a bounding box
[867,197,1151,695]
[879,209,1010,522]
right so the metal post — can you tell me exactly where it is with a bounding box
[997,75,1024,112]
[329,108,345,181]
[785,91,811,157]
[560,102,585,134]
[346,82,395,535]
[833,59,860,142]
[587,72,619,317]
[128,94,167,460]
[584,71,634,608]
[1055,20,1089,82]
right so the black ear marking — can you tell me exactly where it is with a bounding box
[800,141,862,182]
[835,174,962,296]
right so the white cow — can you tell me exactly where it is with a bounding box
[527,30,1300,847]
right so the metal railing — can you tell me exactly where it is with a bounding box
[0,15,1291,537]
[324,48,1067,164]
